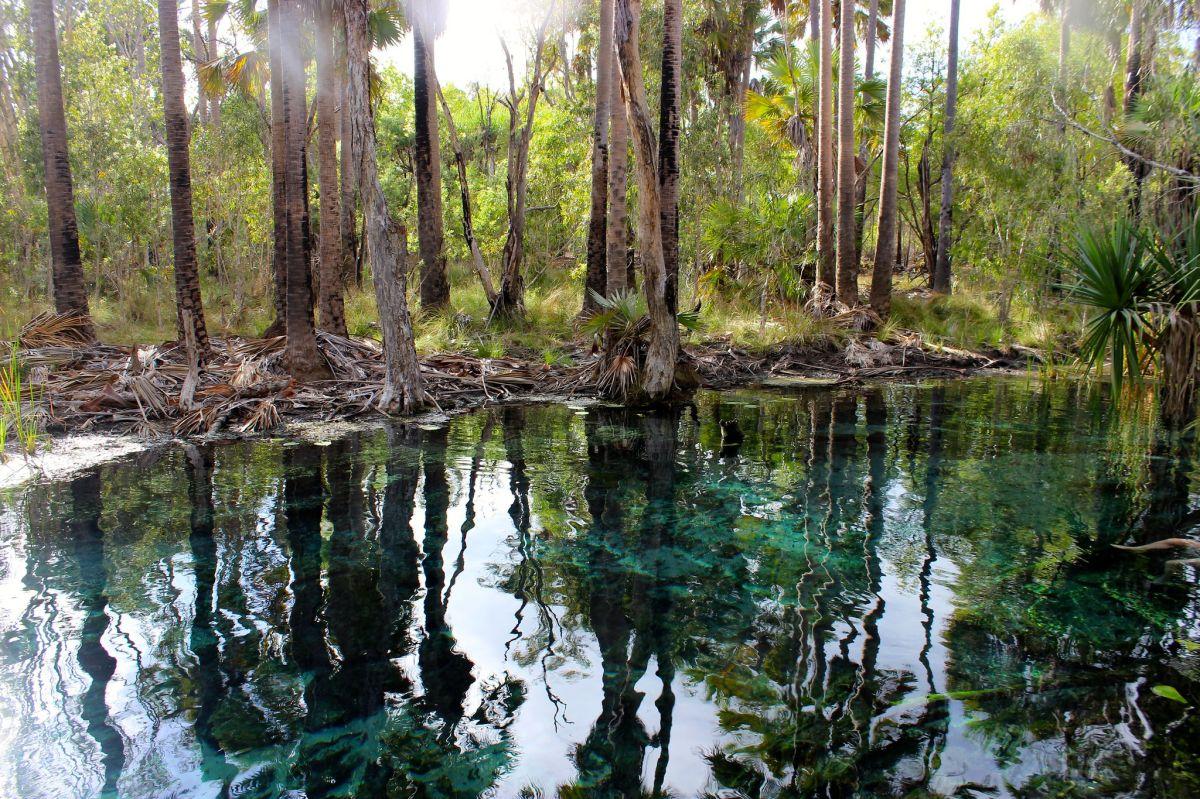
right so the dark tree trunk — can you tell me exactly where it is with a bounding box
[931,0,960,295]
[814,0,836,304]
[281,0,329,379]
[158,0,209,356]
[1124,1,1149,220]
[30,0,93,338]
[870,0,906,318]
[583,0,615,315]
[658,0,682,317]
[264,0,287,336]
[414,25,449,310]
[315,0,346,336]
[345,0,425,412]
[835,0,859,306]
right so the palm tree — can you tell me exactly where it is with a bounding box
[345,0,425,412]
[281,0,329,379]
[191,0,208,125]
[265,0,287,337]
[315,0,346,337]
[659,0,683,316]
[583,0,615,316]
[835,0,859,306]
[607,54,631,297]
[614,0,680,400]
[30,0,94,339]
[869,0,906,318]
[1124,0,1150,219]
[412,0,450,310]
[157,0,210,357]
[931,0,960,295]
[815,0,835,304]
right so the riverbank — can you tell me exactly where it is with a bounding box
[0,323,1040,489]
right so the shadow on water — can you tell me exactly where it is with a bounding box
[3,378,1200,797]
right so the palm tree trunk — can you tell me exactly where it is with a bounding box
[264,0,287,336]
[583,0,615,315]
[345,0,425,412]
[869,0,906,319]
[1124,0,1149,220]
[1161,304,1199,430]
[315,0,346,337]
[191,0,207,125]
[815,0,836,304]
[337,24,359,288]
[658,0,682,317]
[855,0,879,264]
[281,0,328,379]
[30,0,93,338]
[206,14,220,126]
[931,0,960,295]
[414,22,449,310]
[615,0,679,401]
[158,0,209,357]
[835,0,859,306]
[607,55,630,298]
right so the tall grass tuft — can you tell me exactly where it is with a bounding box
[0,345,41,459]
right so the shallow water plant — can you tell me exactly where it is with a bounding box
[1065,214,1200,429]
[0,345,39,458]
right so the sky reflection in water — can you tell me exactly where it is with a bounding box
[1,378,1199,798]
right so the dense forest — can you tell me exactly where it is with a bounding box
[0,0,1198,423]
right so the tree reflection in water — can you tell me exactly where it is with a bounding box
[3,379,1200,798]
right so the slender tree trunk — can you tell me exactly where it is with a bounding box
[315,0,346,336]
[30,0,93,338]
[931,0,960,295]
[158,0,209,356]
[1124,0,1149,220]
[265,0,287,336]
[437,81,496,304]
[337,26,359,288]
[835,0,858,306]
[870,0,906,319]
[1160,304,1199,430]
[855,0,879,264]
[281,0,328,379]
[496,21,553,320]
[414,23,449,310]
[615,0,679,401]
[191,0,207,125]
[815,0,836,303]
[583,0,615,314]
[206,14,220,126]
[607,56,630,297]
[658,0,682,317]
[345,0,425,412]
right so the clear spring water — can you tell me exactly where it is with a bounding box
[1,379,1199,798]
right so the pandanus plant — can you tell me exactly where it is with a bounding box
[583,291,701,401]
[1066,213,1200,429]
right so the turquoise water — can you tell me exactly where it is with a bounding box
[1,379,1199,798]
